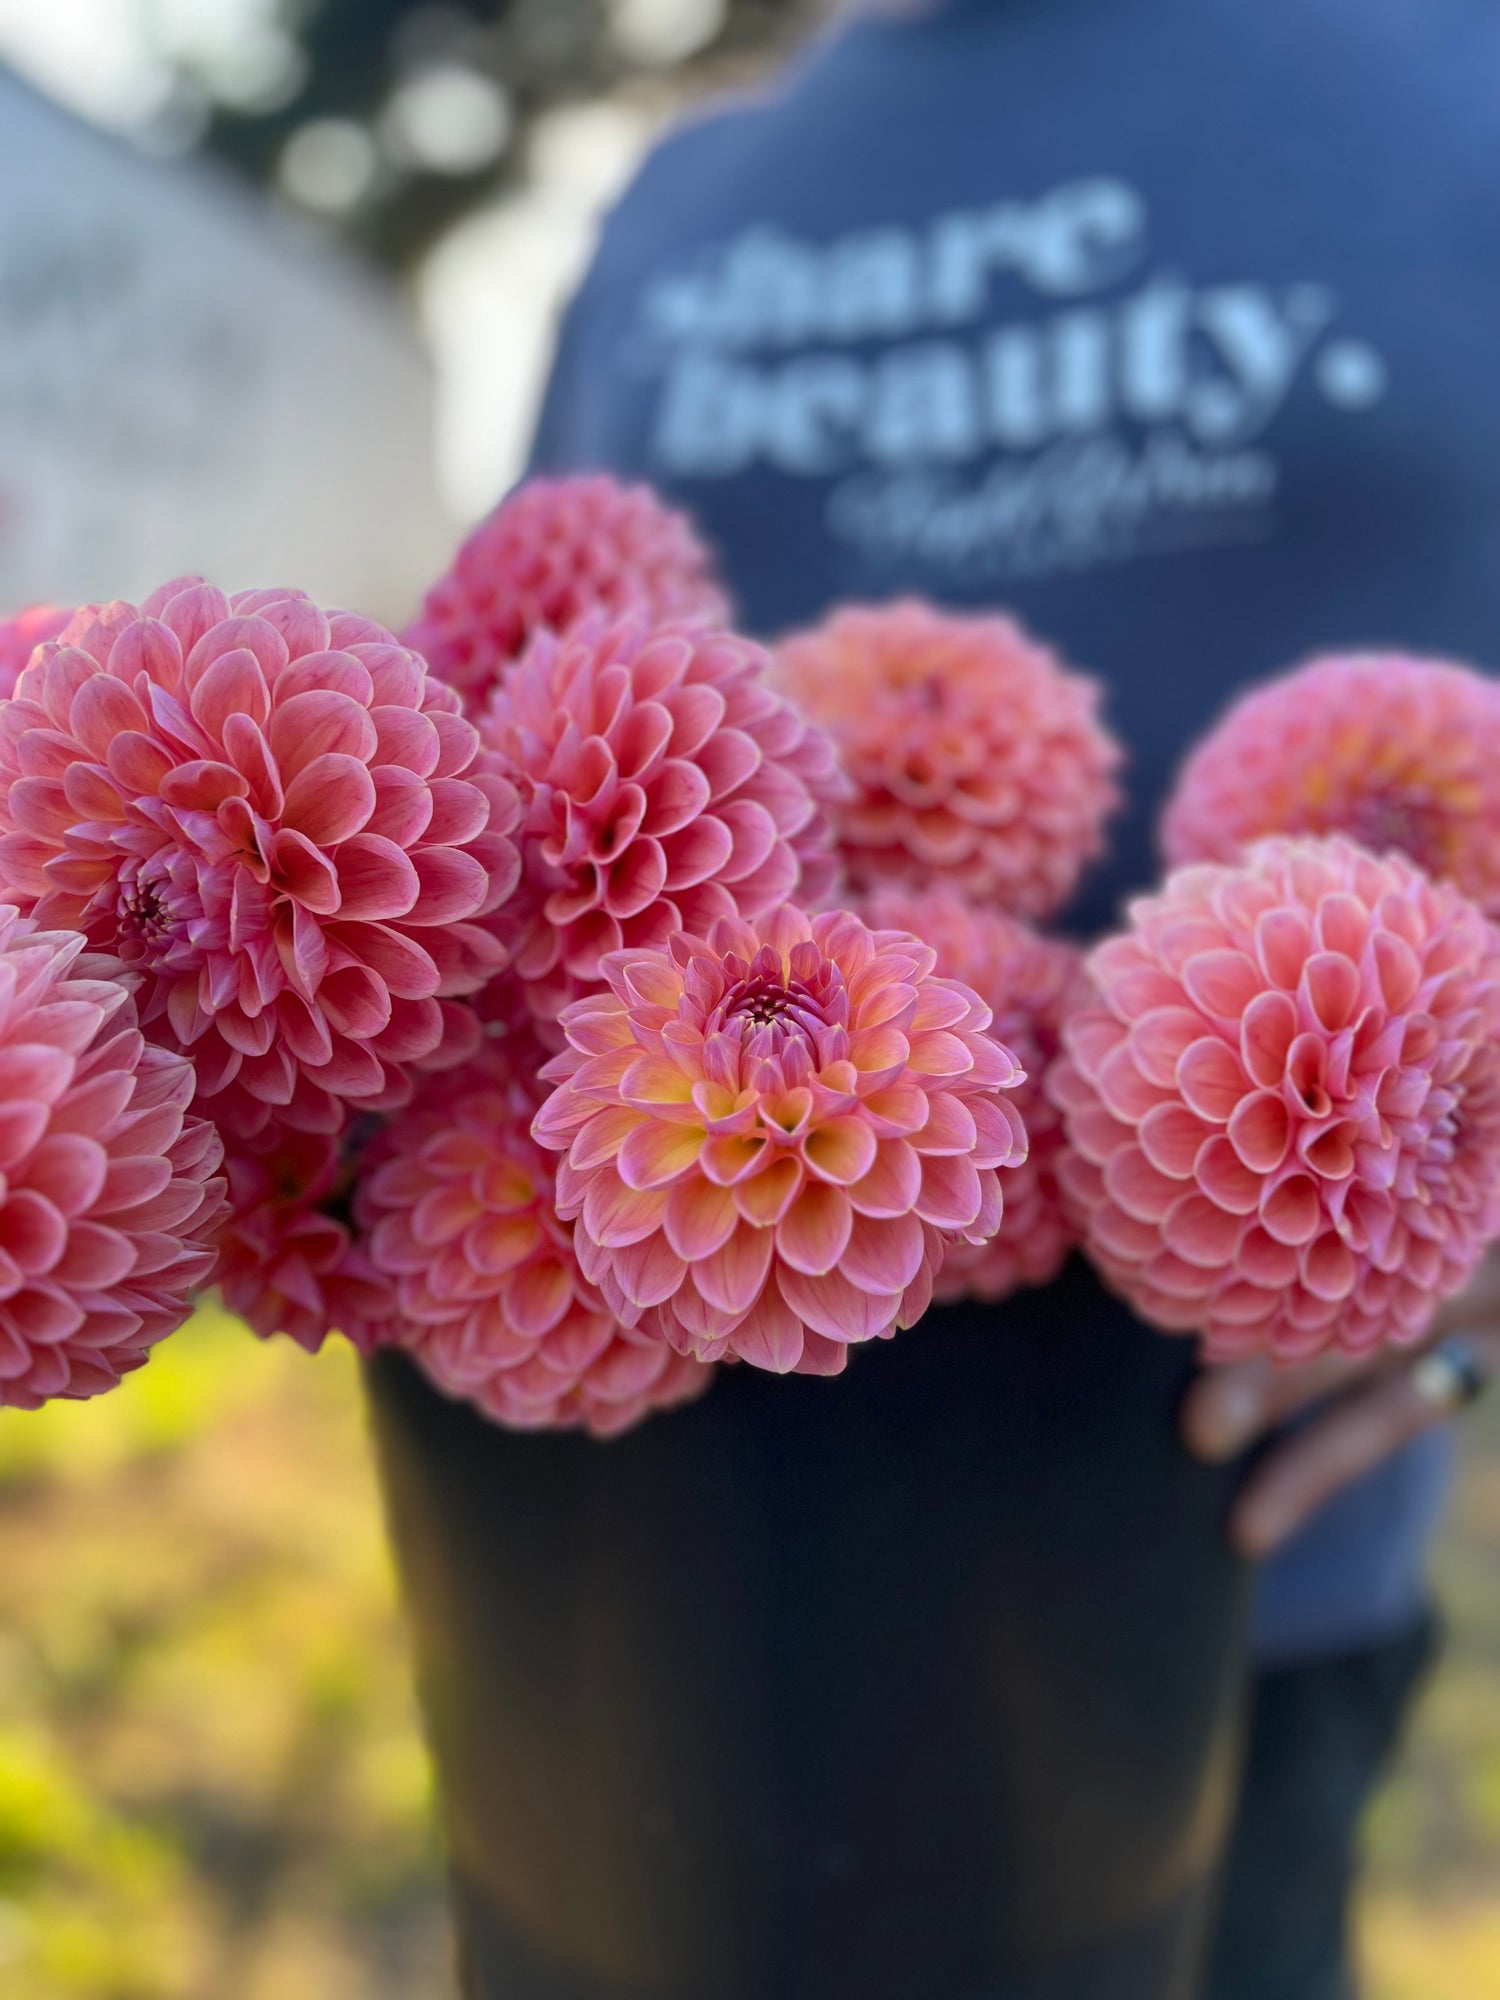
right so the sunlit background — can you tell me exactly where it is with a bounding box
[0,4,1496,1996]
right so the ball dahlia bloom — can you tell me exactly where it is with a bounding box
[864,886,1086,1303]
[358,1042,713,1436]
[533,905,1029,1376]
[0,908,226,1409]
[214,1123,393,1355]
[0,603,70,699]
[0,580,521,1138]
[481,611,846,1036]
[404,474,730,717]
[773,600,1122,920]
[1162,652,1500,915]
[1051,836,1500,1361]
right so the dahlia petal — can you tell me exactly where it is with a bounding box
[1136,1102,1212,1179]
[1258,1172,1323,1246]
[1103,1147,1181,1223]
[1160,1193,1243,1269]
[775,1264,898,1344]
[280,754,377,846]
[616,1119,706,1190]
[802,1115,878,1187]
[914,1151,983,1231]
[500,1256,577,1336]
[1301,951,1362,1034]
[693,1222,774,1315]
[732,1155,803,1227]
[792,1330,850,1377]
[729,1287,805,1373]
[848,1139,922,1217]
[1182,950,1262,1021]
[1176,1038,1247,1123]
[663,1175,739,1260]
[581,1172,668,1248]
[775,1181,853,1276]
[842,1209,925,1295]
[0,1042,74,1105]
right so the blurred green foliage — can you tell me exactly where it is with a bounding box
[0,1311,1495,1998]
[0,1311,445,2000]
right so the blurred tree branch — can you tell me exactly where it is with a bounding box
[195,0,821,270]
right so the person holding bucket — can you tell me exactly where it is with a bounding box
[371,2,1500,1993]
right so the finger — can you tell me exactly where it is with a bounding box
[1180,1350,1368,1463]
[1229,1332,1500,1559]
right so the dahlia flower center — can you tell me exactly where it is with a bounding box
[709,944,846,1059]
[720,972,822,1045]
[116,862,197,969]
[1343,788,1453,872]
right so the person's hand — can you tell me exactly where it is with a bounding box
[1180,1248,1500,1559]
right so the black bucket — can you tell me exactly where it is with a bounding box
[367,1259,1250,2000]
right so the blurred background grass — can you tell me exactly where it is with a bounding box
[0,1314,1496,1999]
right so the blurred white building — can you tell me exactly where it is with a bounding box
[0,71,452,627]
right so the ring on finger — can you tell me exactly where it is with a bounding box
[1412,1337,1490,1414]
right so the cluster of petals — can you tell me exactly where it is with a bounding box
[214,1121,393,1356]
[773,600,1122,920]
[479,610,846,1037]
[1051,836,1500,1361]
[532,904,1029,1376]
[1162,652,1500,916]
[404,473,730,717]
[864,885,1085,1303]
[357,1039,713,1436]
[0,579,521,1140]
[0,603,71,700]
[0,908,226,1409]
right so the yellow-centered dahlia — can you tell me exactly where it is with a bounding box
[533,905,1029,1376]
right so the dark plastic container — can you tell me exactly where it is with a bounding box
[367,1261,1250,2000]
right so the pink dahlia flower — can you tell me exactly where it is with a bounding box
[214,1122,393,1355]
[358,1042,713,1436]
[1051,836,1500,1361]
[404,474,730,716]
[533,905,1029,1376]
[480,610,846,1037]
[0,908,226,1409]
[0,580,521,1139]
[0,603,70,700]
[773,600,1122,920]
[1162,652,1500,915]
[864,886,1086,1303]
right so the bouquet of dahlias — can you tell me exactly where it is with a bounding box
[8,487,1492,1433]
[0,477,1135,1437]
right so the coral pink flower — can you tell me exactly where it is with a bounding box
[533,905,1029,1376]
[358,1040,713,1436]
[1051,837,1500,1361]
[774,600,1122,920]
[864,886,1085,1302]
[1162,653,1500,914]
[0,603,70,699]
[0,580,521,1139]
[214,1122,393,1355]
[405,474,730,716]
[0,908,226,1409]
[481,610,846,1037]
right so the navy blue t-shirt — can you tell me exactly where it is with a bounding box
[528,0,1500,1659]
